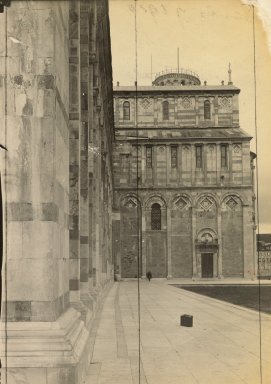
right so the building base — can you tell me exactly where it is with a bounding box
[0,307,89,384]
[0,282,113,384]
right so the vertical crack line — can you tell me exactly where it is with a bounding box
[252,5,262,384]
[134,1,141,384]
[4,7,8,383]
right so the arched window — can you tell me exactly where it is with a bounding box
[162,101,169,120]
[204,100,211,120]
[151,203,161,230]
[123,101,130,120]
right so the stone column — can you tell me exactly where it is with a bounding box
[191,145,195,185]
[174,96,178,126]
[88,6,96,289]
[229,143,233,183]
[0,3,89,383]
[203,143,208,184]
[115,97,119,126]
[79,2,90,297]
[141,145,146,184]
[213,251,218,277]
[166,145,170,186]
[0,0,70,325]
[192,206,197,278]
[195,96,199,126]
[166,208,172,279]
[153,96,158,126]
[191,206,198,279]
[216,144,220,185]
[217,206,223,278]
[141,207,147,277]
[96,108,102,286]
[214,95,218,126]
[69,0,81,302]
[113,220,120,281]
[243,204,255,278]
[178,145,182,185]
[153,145,157,186]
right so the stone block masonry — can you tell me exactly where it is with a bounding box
[113,71,256,280]
[0,1,114,383]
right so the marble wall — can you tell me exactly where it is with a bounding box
[0,1,114,383]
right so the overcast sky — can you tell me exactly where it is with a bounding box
[109,0,271,233]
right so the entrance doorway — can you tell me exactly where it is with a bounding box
[201,253,213,278]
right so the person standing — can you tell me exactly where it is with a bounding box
[146,270,152,282]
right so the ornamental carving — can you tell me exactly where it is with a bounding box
[174,196,188,210]
[200,232,213,243]
[182,97,192,109]
[225,196,238,210]
[140,98,151,109]
[196,228,218,246]
[199,197,214,211]
[218,97,232,110]
[233,144,241,153]
[123,197,139,208]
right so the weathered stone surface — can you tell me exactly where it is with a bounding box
[0,0,117,383]
[41,202,59,222]
[69,279,79,291]
[37,75,55,90]
[7,202,33,221]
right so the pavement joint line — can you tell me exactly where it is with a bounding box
[115,283,129,358]
[139,284,265,353]
[119,284,149,384]
[193,328,260,384]
[145,284,262,384]
[149,308,202,384]
[84,281,271,384]
[150,285,267,343]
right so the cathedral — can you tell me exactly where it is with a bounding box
[0,1,257,383]
[112,68,257,280]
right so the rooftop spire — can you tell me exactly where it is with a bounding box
[228,62,233,85]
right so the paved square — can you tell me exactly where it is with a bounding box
[85,280,271,384]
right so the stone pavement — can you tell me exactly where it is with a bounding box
[84,280,271,384]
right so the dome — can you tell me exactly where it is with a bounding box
[152,68,201,86]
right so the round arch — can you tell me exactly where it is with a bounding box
[144,194,167,209]
[220,192,244,206]
[196,227,218,243]
[119,193,142,208]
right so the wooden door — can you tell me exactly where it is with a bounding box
[201,253,213,278]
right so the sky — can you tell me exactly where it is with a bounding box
[109,0,271,233]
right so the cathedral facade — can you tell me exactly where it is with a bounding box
[113,69,257,280]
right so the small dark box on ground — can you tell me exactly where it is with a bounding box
[180,314,193,327]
